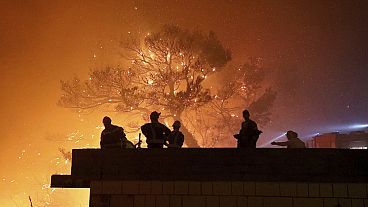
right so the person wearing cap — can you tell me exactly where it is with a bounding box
[100,116,127,149]
[141,111,171,148]
[166,120,185,148]
[271,131,306,148]
[234,109,262,148]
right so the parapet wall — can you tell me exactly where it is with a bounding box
[51,148,368,207]
[52,148,368,187]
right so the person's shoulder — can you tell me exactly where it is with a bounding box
[249,119,258,127]
[249,119,257,124]
[141,123,150,133]
[110,125,124,132]
[101,129,107,135]
[112,124,123,129]
[297,138,305,144]
[158,122,169,129]
[141,123,151,128]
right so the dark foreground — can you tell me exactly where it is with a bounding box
[52,148,368,188]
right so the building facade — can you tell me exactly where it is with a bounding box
[308,131,368,149]
[51,149,368,207]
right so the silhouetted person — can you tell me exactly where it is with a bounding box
[166,121,185,148]
[100,116,127,149]
[141,111,171,148]
[234,110,262,148]
[271,131,306,148]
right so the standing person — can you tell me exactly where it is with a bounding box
[234,110,262,148]
[166,121,185,148]
[141,111,171,148]
[100,116,127,149]
[271,131,306,148]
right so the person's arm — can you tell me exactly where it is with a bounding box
[100,132,104,148]
[141,124,148,137]
[178,132,185,147]
[164,133,171,146]
[235,122,245,139]
[162,125,171,138]
[253,121,259,130]
[118,127,127,141]
[271,141,289,146]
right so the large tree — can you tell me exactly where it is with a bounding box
[182,59,276,147]
[59,25,274,147]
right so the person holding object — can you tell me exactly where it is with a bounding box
[271,130,306,148]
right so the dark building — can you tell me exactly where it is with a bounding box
[51,149,368,207]
[307,131,368,149]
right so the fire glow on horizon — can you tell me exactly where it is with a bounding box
[2,1,368,206]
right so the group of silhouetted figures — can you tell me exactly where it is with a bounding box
[100,111,184,149]
[100,109,306,149]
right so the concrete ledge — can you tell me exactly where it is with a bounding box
[51,148,368,188]
[51,175,90,188]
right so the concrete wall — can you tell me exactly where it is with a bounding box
[65,149,368,183]
[90,180,368,207]
[50,149,368,207]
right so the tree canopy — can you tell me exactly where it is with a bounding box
[59,24,275,147]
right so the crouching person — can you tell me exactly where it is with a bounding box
[100,116,127,149]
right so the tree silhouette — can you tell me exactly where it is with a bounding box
[59,25,274,147]
[182,60,276,147]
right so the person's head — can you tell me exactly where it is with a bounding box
[286,130,298,140]
[150,111,161,122]
[172,120,181,130]
[242,109,250,120]
[103,116,112,127]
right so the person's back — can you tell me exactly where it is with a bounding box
[286,137,306,148]
[141,122,171,147]
[235,110,261,148]
[100,116,126,149]
[166,121,184,148]
[141,111,171,148]
[271,130,306,149]
[167,131,184,148]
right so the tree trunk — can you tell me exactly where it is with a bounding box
[176,117,200,148]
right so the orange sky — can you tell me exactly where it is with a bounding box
[1,0,368,206]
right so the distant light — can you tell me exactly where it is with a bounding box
[306,132,320,137]
[350,147,368,149]
[348,124,368,129]
[260,132,287,147]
